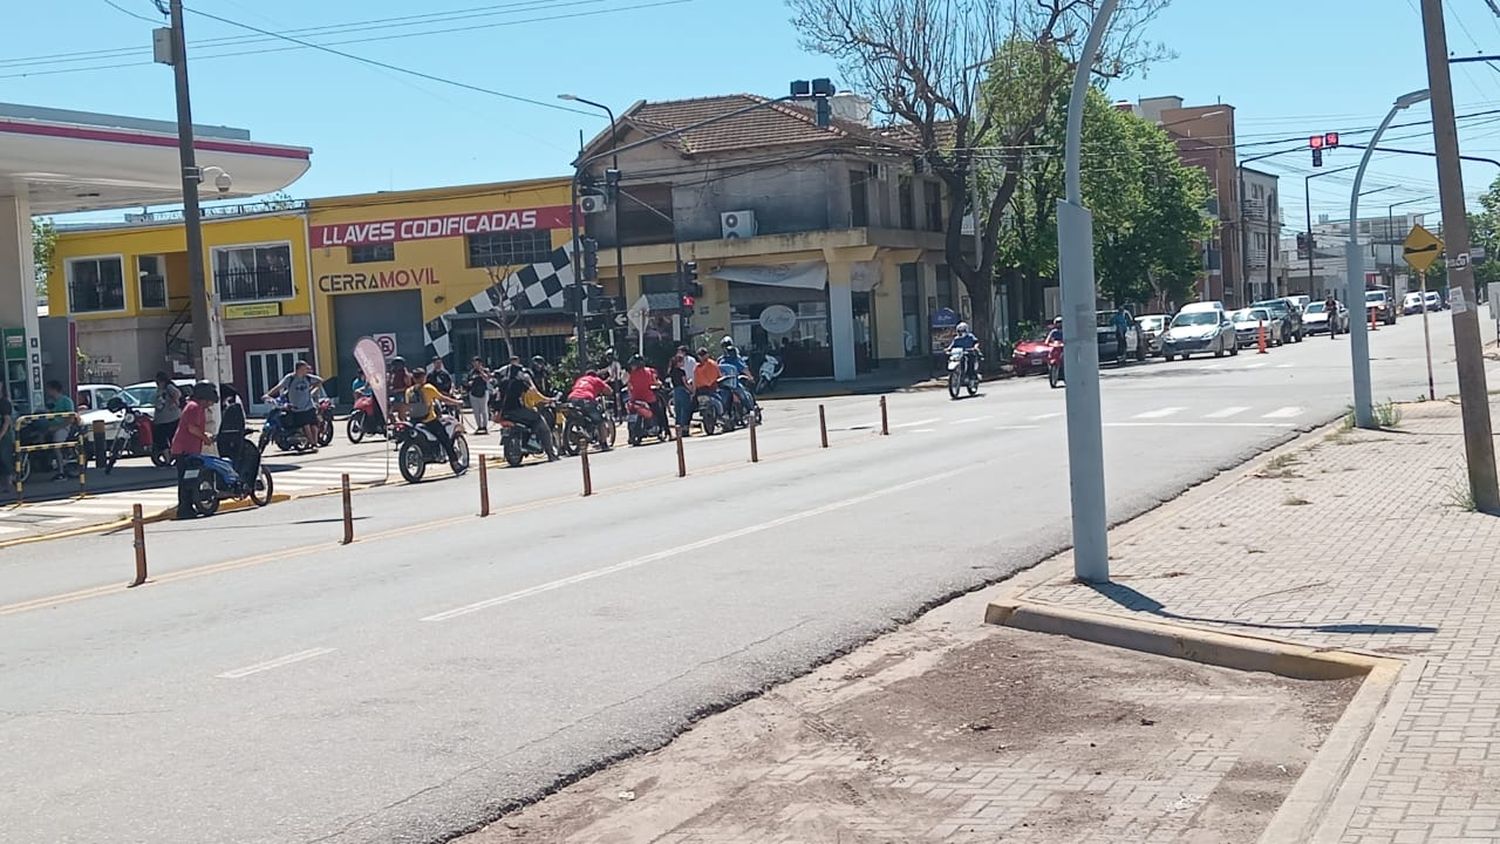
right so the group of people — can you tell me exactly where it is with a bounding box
[663,338,759,434]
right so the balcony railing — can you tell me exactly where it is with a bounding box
[215,269,293,303]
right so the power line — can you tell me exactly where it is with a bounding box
[100,0,160,25]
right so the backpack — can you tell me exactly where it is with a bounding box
[406,386,431,421]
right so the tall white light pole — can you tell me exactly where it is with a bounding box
[1347,89,1430,429]
[1057,0,1117,584]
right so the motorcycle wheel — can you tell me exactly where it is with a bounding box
[318,417,334,447]
[966,376,979,397]
[701,405,719,436]
[450,435,470,476]
[1048,363,1062,389]
[105,437,123,475]
[150,448,172,468]
[503,435,524,467]
[275,432,293,453]
[193,475,220,517]
[947,372,961,400]
[561,421,587,456]
[628,418,642,447]
[250,466,274,507]
[398,441,427,483]
[347,411,366,444]
[600,418,617,449]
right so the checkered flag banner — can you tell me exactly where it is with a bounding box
[423,244,576,360]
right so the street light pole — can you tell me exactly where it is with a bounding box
[1419,0,1500,512]
[1346,89,1429,429]
[1302,164,1360,295]
[159,0,212,382]
[1057,0,1117,584]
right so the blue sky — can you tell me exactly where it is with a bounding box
[6,0,1500,230]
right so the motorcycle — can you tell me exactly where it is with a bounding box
[258,399,316,454]
[1047,342,1065,389]
[393,413,470,483]
[346,392,387,443]
[102,397,154,474]
[559,398,617,456]
[499,409,553,467]
[947,348,981,399]
[755,353,784,394]
[316,397,335,448]
[184,431,274,516]
[716,374,761,432]
[694,388,725,436]
[626,385,673,447]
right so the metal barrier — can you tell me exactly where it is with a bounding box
[12,412,88,502]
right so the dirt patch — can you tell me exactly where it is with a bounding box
[463,625,1358,844]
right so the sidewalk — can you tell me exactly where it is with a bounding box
[460,397,1500,843]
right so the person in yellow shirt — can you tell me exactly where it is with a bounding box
[489,357,558,461]
[404,368,464,467]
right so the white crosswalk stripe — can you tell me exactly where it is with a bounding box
[1262,406,1304,419]
[1204,407,1250,419]
[1028,412,1063,421]
[1241,363,1267,370]
[1133,407,1185,419]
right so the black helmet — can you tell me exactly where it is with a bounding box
[531,355,547,367]
[628,354,645,367]
[389,356,406,367]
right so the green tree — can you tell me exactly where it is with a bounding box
[32,217,57,303]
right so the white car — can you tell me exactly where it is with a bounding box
[1425,291,1444,311]
[1303,300,1347,335]
[120,379,196,420]
[1402,292,1425,316]
[1230,308,1283,348]
[75,383,126,442]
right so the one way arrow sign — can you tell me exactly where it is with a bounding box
[1403,224,1443,273]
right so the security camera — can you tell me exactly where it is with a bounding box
[213,171,233,194]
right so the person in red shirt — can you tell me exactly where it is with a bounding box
[567,370,613,451]
[625,354,665,425]
[171,383,216,520]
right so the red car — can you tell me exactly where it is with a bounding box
[1011,335,1055,376]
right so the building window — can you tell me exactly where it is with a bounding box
[66,256,126,313]
[617,183,675,246]
[137,255,167,309]
[925,180,944,232]
[936,265,955,311]
[899,175,915,229]
[214,243,294,303]
[641,272,678,295]
[849,169,870,228]
[467,229,554,269]
[349,243,395,263]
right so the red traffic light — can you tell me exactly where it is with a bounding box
[1324,132,1340,149]
[1309,135,1325,150]
[681,295,696,309]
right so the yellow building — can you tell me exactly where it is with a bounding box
[306,178,576,395]
[50,203,315,410]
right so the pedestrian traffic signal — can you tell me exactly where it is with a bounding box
[1309,134,1324,150]
[1324,132,1340,149]
[1312,148,1323,168]
[1297,232,1309,259]
[680,293,696,311]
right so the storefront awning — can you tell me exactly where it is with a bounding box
[712,262,827,290]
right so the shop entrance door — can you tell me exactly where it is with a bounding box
[246,348,311,415]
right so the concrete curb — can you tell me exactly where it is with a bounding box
[984,597,1406,844]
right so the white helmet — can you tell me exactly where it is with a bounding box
[956,321,970,333]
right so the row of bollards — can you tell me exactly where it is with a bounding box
[126,397,903,589]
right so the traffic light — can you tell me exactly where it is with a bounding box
[1309,134,1324,150]
[580,237,599,281]
[1296,232,1308,259]
[1312,148,1323,168]
[1324,132,1340,149]
[682,260,703,298]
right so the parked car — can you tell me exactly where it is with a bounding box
[1095,309,1147,363]
[1136,314,1171,357]
[74,383,126,445]
[1161,307,1236,361]
[1287,294,1311,313]
[1010,330,1057,376]
[1230,307,1283,348]
[1251,298,1304,343]
[1365,288,1398,325]
[1424,290,1445,311]
[1302,300,1348,335]
[1401,292,1425,315]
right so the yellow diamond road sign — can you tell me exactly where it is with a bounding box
[1403,224,1443,273]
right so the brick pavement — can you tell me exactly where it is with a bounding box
[1022,398,1500,844]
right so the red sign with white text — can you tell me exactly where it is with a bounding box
[311,205,574,248]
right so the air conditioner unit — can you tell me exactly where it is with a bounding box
[578,193,609,215]
[721,210,758,239]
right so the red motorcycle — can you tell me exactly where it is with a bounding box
[1047,341,1065,389]
[346,392,387,443]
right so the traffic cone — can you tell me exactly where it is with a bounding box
[1257,320,1268,354]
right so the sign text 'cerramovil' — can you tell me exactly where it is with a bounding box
[318,267,441,293]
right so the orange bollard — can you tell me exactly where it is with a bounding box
[819,405,829,449]
[478,455,491,518]
[676,429,687,478]
[341,473,354,545]
[1257,320,1268,354]
[580,442,593,497]
[129,504,147,588]
[1369,306,1379,332]
[880,396,889,436]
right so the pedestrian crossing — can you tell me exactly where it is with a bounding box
[1130,405,1303,422]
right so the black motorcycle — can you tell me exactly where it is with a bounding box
[102,397,153,474]
[716,374,761,432]
[626,385,673,446]
[185,431,274,516]
[258,400,316,454]
[393,413,470,483]
[559,398,617,456]
[499,411,553,467]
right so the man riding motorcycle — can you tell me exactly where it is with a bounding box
[404,368,464,468]
[1045,316,1064,344]
[567,369,614,451]
[717,338,759,416]
[946,321,982,381]
[626,354,666,423]
[491,357,558,462]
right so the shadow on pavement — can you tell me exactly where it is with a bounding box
[1090,581,1437,635]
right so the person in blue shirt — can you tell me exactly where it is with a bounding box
[1111,306,1132,362]
[946,322,981,380]
[718,338,759,415]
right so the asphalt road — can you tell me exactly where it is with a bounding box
[2,314,1494,844]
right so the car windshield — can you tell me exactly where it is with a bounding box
[1233,309,1270,322]
[1139,316,1166,331]
[1172,311,1219,327]
[1305,302,1326,314]
[121,386,155,407]
[1251,301,1287,314]
[1365,291,1385,302]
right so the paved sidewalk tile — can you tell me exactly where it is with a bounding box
[1022,399,1500,844]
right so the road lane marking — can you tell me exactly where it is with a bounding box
[217,647,336,679]
[1275,364,1294,369]
[1204,407,1250,419]
[1105,422,1296,429]
[911,428,937,433]
[1028,412,1063,421]
[994,425,1040,431]
[421,465,973,623]
[1241,363,1267,370]
[892,418,940,429]
[952,416,993,425]
[1132,407,1185,419]
[1262,406,1304,419]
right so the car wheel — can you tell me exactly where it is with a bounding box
[1215,346,1225,358]
[1164,354,1175,362]
[1230,341,1239,356]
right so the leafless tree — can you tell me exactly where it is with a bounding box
[789,0,1170,349]
[484,264,522,360]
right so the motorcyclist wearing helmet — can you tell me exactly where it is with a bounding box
[717,338,758,416]
[1045,316,1064,344]
[946,322,982,381]
[491,356,558,462]
[529,356,553,398]
[567,369,614,451]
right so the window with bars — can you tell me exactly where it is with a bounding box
[214,243,294,303]
[138,255,167,309]
[67,257,126,313]
[467,229,554,268]
[349,243,395,263]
